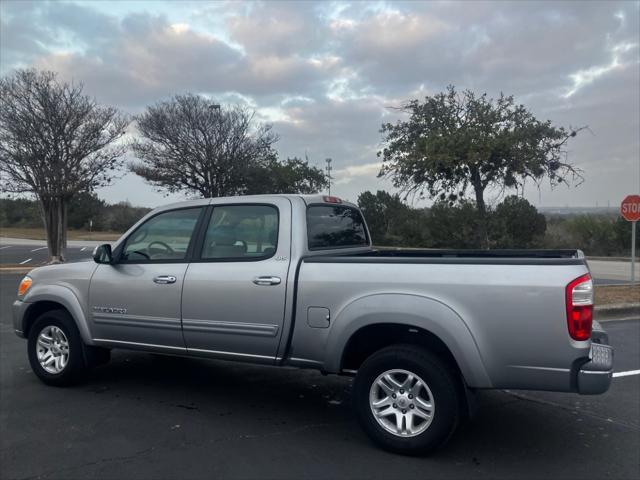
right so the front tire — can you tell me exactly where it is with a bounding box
[353,344,461,455]
[27,310,90,386]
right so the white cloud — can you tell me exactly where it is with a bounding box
[1,0,638,207]
[564,41,639,98]
[334,162,383,185]
[169,23,190,34]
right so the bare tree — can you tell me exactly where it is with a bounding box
[0,69,128,262]
[130,94,280,198]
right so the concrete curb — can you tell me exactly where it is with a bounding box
[595,303,640,322]
[0,267,33,274]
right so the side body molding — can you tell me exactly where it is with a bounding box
[22,284,94,344]
[323,293,492,388]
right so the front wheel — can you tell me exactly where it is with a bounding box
[353,344,461,455]
[27,310,90,386]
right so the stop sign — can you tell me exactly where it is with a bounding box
[621,195,640,221]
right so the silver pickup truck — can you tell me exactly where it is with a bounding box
[13,194,613,454]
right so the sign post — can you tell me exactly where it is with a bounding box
[620,194,640,284]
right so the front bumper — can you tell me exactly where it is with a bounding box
[576,322,613,395]
[12,299,29,338]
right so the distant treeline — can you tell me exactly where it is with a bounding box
[0,194,150,233]
[1,193,636,257]
[357,191,637,257]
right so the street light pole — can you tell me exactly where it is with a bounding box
[325,158,333,196]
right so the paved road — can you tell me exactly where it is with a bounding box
[0,273,638,479]
[0,237,109,266]
[587,259,635,283]
[0,243,95,265]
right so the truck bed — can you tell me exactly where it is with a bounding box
[305,248,585,265]
[294,247,591,391]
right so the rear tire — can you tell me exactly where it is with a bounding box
[27,310,90,386]
[353,344,461,455]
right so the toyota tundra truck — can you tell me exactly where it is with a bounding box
[12,194,613,454]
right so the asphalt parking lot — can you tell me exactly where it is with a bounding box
[1,272,638,480]
[0,243,94,265]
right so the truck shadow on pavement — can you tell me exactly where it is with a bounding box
[81,351,634,466]
[4,347,637,479]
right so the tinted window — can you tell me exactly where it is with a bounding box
[307,205,368,249]
[201,205,278,260]
[122,208,202,262]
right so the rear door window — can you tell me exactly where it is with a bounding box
[201,205,279,260]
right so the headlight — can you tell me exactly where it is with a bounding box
[18,276,33,296]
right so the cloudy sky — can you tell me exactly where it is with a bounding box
[1,0,639,208]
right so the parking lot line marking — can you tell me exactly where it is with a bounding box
[30,247,47,252]
[19,258,32,265]
[613,369,640,378]
[0,246,12,250]
[80,247,86,251]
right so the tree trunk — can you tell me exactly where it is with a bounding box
[39,195,66,263]
[471,170,489,249]
[60,198,68,251]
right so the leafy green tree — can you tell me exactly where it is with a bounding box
[102,202,150,232]
[565,215,619,256]
[67,192,106,230]
[613,216,640,254]
[0,197,41,228]
[426,201,481,249]
[490,196,546,248]
[357,190,427,246]
[358,190,401,243]
[379,85,583,247]
[246,156,327,194]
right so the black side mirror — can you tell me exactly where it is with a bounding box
[93,244,113,264]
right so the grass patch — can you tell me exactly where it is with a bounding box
[0,227,121,241]
[595,284,640,305]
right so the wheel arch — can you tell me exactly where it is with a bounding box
[341,323,460,375]
[324,293,492,388]
[22,285,93,344]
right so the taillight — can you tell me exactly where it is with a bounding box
[565,274,593,341]
[323,196,342,204]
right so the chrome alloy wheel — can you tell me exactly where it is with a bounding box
[36,325,70,374]
[369,369,435,437]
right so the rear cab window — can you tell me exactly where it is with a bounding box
[306,204,369,250]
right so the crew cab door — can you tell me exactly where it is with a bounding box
[89,206,205,351]
[181,198,291,362]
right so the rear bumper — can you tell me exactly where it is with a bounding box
[575,323,613,395]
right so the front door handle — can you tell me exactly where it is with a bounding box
[253,276,281,286]
[154,275,177,284]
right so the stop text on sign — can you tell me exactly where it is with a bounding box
[620,194,640,222]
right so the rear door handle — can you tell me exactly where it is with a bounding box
[253,276,281,286]
[153,275,177,284]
